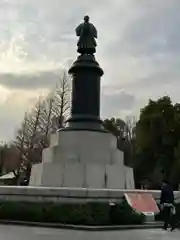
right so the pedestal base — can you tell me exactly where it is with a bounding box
[30,131,135,189]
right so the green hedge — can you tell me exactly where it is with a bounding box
[0,199,145,225]
[108,200,145,225]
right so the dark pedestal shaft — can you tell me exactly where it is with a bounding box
[64,55,105,131]
[71,70,100,117]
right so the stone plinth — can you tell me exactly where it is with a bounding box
[30,131,135,189]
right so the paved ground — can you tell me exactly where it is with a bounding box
[0,224,179,240]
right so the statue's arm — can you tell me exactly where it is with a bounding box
[92,25,97,38]
[94,27,97,38]
[76,24,82,36]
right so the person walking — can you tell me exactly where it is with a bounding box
[160,179,175,231]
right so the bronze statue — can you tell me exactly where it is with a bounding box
[76,16,97,55]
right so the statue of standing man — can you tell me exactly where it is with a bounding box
[76,16,97,55]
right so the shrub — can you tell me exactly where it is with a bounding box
[109,200,145,225]
[0,200,145,225]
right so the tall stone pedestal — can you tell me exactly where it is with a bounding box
[30,130,135,189]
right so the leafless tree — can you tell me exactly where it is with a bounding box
[13,71,71,184]
[26,98,44,183]
[36,93,55,147]
[125,115,137,141]
[123,115,137,167]
[13,113,29,184]
[52,72,71,127]
[14,98,44,184]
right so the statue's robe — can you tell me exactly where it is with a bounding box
[76,22,97,54]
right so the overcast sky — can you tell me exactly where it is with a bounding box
[0,0,180,141]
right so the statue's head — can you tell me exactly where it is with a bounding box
[84,15,90,23]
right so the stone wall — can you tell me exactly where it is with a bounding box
[0,186,179,203]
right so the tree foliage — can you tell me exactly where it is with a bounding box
[103,116,136,166]
[135,96,180,189]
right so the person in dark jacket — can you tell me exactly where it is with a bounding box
[160,179,175,230]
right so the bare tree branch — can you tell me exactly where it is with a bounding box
[13,71,71,185]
